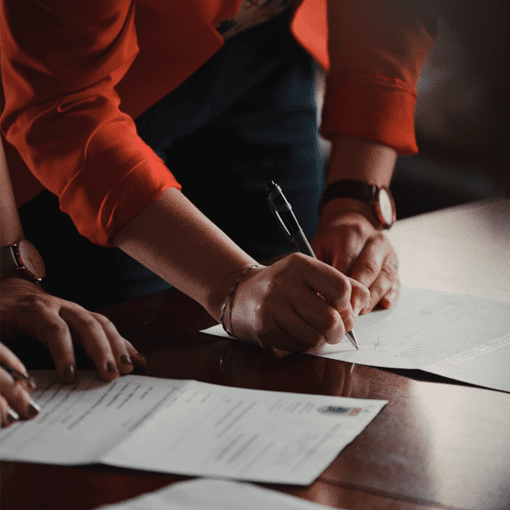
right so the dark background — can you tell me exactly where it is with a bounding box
[391,0,510,218]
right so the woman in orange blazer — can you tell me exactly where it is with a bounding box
[0,1,436,366]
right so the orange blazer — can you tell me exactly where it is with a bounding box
[0,0,435,246]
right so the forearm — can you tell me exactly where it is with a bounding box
[0,138,24,247]
[113,188,258,322]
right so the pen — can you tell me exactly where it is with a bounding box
[0,363,37,389]
[266,181,359,350]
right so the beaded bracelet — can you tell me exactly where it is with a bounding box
[220,264,261,336]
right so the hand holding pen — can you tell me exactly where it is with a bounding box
[267,181,364,349]
[0,343,41,427]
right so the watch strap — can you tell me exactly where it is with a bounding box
[320,180,378,210]
[0,245,18,272]
[319,179,396,229]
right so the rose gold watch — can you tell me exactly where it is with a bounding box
[0,239,46,282]
[320,180,396,229]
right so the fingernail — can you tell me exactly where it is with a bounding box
[107,362,119,374]
[27,376,37,390]
[7,409,19,423]
[62,365,76,384]
[28,400,41,417]
[120,354,132,365]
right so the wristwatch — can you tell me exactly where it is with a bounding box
[0,239,46,282]
[320,179,396,229]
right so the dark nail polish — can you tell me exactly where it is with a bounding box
[28,400,41,417]
[62,365,76,384]
[107,362,118,373]
[7,409,19,423]
[120,354,132,365]
[27,376,38,390]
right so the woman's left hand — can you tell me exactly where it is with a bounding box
[312,210,400,313]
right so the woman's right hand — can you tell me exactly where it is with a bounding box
[225,253,370,352]
[0,342,40,427]
[1,276,146,384]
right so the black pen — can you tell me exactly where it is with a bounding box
[266,181,359,350]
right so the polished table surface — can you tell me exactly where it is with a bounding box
[2,200,510,510]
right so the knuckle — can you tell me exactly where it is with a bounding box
[362,258,381,278]
[308,332,326,351]
[26,296,51,314]
[284,252,309,272]
[73,314,100,332]
[44,320,69,338]
[380,262,397,281]
[323,307,342,332]
[372,231,387,244]
[8,381,28,403]
[332,272,352,296]
[349,222,366,239]
[92,313,116,331]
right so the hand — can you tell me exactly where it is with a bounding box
[224,253,370,351]
[311,210,400,313]
[0,342,40,427]
[0,276,145,383]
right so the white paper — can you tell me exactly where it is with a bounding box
[202,287,510,392]
[94,479,346,510]
[0,371,386,485]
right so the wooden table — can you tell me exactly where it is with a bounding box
[2,200,509,510]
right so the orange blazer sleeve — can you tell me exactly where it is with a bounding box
[292,0,437,155]
[0,0,180,247]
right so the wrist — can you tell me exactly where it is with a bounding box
[319,180,396,230]
[205,262,259,322]
[220,264,262,336]
[319,197,380,229]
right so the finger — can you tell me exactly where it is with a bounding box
[231,290,326,352]
[379,277,401,310]
[349,279,370,317]
[124,340,147,369]
[289,287,347,345]
[0,344,36,391]
[0,368,41,421]
[60,307,119,382]
[364,256,399,313]
[350,232,395,289]
[31,311,78,384]
[0,395,18,428]
[287,253,353,311]
[90,313,136,375]
[330,226,365,276]
[262,312,326,352]
[0,344,29,379]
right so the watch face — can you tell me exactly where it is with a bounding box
[375,188,396,228]
[17,239,46,281]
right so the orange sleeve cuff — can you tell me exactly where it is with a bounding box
[321,73,419,156]
[59,142,180,247]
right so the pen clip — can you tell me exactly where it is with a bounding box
[268,191,294,242]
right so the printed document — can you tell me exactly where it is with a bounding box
[94,478,346,510]
[203,287,510,392]
[0,371,386,485]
